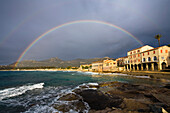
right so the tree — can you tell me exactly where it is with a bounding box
[84,66,89,69]
[154,34,162,47]
[67,66,72,69]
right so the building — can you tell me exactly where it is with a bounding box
[92,59,117,72]
[116,56,128,71]
[124,45,170,71]
[102,59,117,72]
[141,46,170,71]
[92,61,103,72]
[126,45,154,71]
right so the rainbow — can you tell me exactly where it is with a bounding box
[15,20,143,67]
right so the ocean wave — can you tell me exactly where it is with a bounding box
[1,85,90,113]
[0,83,44,100]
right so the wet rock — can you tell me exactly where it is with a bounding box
[79,89,123,110]
[89,107,113,113]
[58,93,80,101]
[53,101,87,113]
[164,84,170,89]
[120,98,150,112]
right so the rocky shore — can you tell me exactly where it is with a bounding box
[56,81,170,113]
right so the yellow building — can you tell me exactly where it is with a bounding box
[92,61,103,72]
[92,59,117,72]
[103,59,117,72]
[124,45,170,71]
[141,46,170,70]
[126,45,154,71]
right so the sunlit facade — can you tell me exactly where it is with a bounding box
[124,45,170,71]
[92,59,117,72]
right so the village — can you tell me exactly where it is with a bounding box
[80,45,170,72]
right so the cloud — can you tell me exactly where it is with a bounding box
[0,0,170,64]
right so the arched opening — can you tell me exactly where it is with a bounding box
[131,64,133,70]
[143,63,146,70]
[125,65,127,70]
[148,63,152,70]
[154,62,158,70]
[135,64,137,70]
[128,64,130,70]
[148,57,151,62]
[162,62,166,70]
[138,64,141,70]
[153,56,157,61]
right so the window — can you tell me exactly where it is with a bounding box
[143,58,145,62]
[148,57,151,61]
[134,51,136,53]
[138,54,140,57]
[138,59,140,62]
[130,52,132,54]
[153,51,155,54]
[153,56,157,61]
[165,50,168,53]
[161,50,163,53]
[148,52,149,55]
[106,63,109,66]
[134,55,136,58]
[138,50,140,52]
[162,57,164,60]
[143,53,144,56]
[131,56,132,58]
[134,60,136,62]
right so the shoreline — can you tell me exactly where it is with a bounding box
[1,69,170,79]
[56,81,170,113]
[0,70,170,112]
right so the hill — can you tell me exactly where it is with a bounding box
[9,57,115,68]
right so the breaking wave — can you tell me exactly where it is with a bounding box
[0,83,44,100]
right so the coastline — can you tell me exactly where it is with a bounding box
[55,81,170,113]
[0,70,170,112]
[1,69,170,79]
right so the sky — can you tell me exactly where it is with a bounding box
[0,0,170,65]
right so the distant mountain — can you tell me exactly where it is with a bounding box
[10,57,115,68]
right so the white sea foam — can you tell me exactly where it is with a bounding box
[0,83,44,100]
[133,76,150,78]
[77,71,99,75]
[87,83,98,86]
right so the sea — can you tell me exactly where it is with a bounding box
[0,71,166,113]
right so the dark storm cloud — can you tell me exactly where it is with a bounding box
[0,0,170,64]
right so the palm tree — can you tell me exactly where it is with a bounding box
[154,34,162,47]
